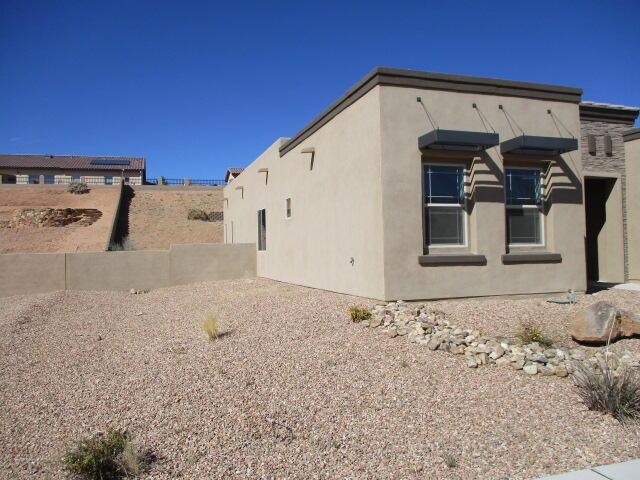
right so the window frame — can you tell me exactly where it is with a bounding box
[504,166,545,247]
[422,162,468,249]
[257,209,266,251]
[285,197,292,219]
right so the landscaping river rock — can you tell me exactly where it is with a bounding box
[362,301,640,377]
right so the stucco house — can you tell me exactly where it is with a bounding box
[0,154,146,185]
[224,67,639,301]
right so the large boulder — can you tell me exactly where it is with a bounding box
[570,301,640,344]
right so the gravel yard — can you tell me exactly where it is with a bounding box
[1,279,639,479]
[431,289,640,355]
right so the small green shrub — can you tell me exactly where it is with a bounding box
[443,452,458,468]
[201,311,220,340]
[187,209,208,221]
[348,306,371,323]
[573,362,640,422]
[63,429,139,479]
[515,321,553,347]
[67,182,90,194]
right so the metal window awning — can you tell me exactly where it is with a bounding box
[500,135,578,155]
[418,129,499,152]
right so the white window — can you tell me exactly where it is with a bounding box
[285,198,292,219]
[257,209,266,251]
[505,168,543,245]
[423,164,466,247]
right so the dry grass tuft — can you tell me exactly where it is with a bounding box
[573,361,640,422]
[348,306,371,323]
[515,320,553,347]
[201,311,220,340]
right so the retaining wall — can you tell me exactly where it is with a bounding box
[0,243,256,297]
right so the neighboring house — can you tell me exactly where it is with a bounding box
[0,154,146,185]
[224,67,639,301]
[224,168,244,183]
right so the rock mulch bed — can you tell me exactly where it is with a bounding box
[365,301,640,377]
[1,208,102,228]
[2,279,639,479]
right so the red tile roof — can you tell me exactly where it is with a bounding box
[0,154,145,171]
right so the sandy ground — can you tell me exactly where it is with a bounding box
[125,188,223,250]
[0,186,119,253]
[1,279,639,479]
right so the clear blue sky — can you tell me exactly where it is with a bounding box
[1,0,638,179]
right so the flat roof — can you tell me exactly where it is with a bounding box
[279,67,584,156]
[0,154,145,171]
[580,101,640,125]
[623,128,640,142]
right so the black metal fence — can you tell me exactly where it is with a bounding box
[190,179,226,186]
[146,178,227,186]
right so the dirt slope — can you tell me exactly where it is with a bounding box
[124,187,223,250]
[0,186,120,253]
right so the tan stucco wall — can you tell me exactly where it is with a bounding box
[223,84,588,301]
[0,243,256,297]
[223,87,386,299]
[625,137,640,282]
[378,86,586,300]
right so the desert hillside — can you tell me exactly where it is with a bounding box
[0,186,120,253]
[122,187,223,250]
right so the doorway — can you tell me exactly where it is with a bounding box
[584,176,624,284]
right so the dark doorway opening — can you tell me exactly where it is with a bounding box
[584,177,615,283]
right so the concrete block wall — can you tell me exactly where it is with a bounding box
[580,120,631,280]
[0,243,256,297]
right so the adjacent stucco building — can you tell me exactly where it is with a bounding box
[624,128,640,283]
[224,67,638,301]
[0,154,146,185]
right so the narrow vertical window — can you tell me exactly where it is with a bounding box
[423,164,465,247]
[505,168,543,245]
[587,135,596,155]
[257,209,266,251]
[285,198,292,219]
[604,135,613,156]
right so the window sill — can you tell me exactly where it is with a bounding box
[418,254,487,266]
[501,252,562,264]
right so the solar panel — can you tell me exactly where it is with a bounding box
[89,159,131,166]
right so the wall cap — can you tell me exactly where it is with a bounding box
[623,128,640,142]
[279,67,584,156]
